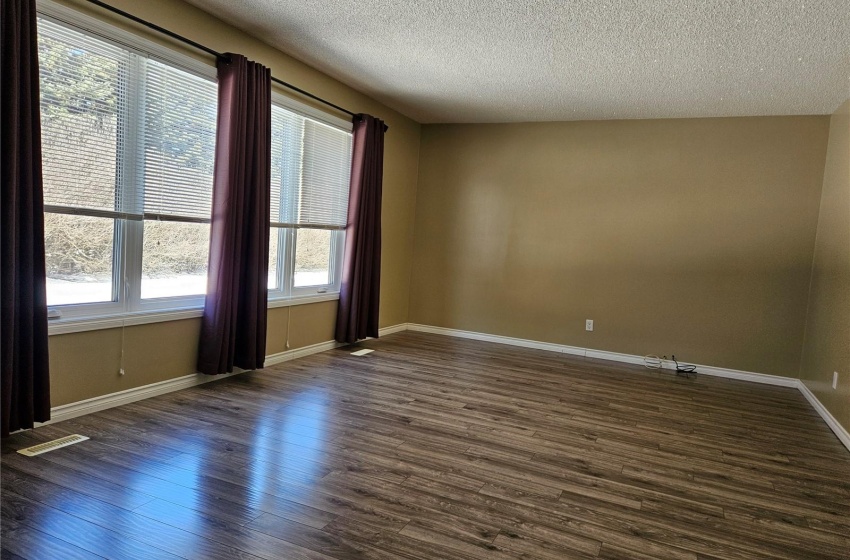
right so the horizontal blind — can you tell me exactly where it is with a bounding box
[270,104,305,224]
[270,104,352,229]
[141,59,216,221]
[38,17,130,214]
[300,119,352,228]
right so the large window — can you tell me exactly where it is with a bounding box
[268,102,352,300]
[39,18,128,308]
[39,14,216,317]
[39,7,353,322]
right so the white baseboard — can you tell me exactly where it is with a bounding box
[377,323,409,336]
[41,369,245,426]
[685,363,799,388]
[584,347,656,367]
[405,323,848,452]
[407,323,795,387]
[407,323,585,355]
[36,321,850,454]
[797,380,850,452]
[39,325,408,427]
[264,339,344,367]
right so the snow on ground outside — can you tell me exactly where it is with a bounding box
[47,271,329,306]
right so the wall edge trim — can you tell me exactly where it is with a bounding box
[406,323,796,385]
[38,322,849,454]
[376,323,410,336]
[797,379,850,453]
[38,324,406,426]
[40,369,244,427]
[407,323,584,355]
[264,340,344,367]
[406,323,849,451]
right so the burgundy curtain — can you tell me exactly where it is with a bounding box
[1,0,51,436]
[335,115,386,344]
[197,54,271,375]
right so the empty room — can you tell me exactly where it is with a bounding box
[1,0,848,558]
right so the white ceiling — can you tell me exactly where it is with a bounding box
[184,0,850,123]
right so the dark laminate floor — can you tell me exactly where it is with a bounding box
[2,331,849,560]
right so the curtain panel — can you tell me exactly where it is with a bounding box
[335,114,387,344]
[197,54,271,375]
[1,0,52,436]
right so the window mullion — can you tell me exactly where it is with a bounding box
[331,229,345,291]
[286,119,306,294]
[110,50,130,310]
[121,52,145,312]
[273,124,287,296]
[282,229,296,297]
[273,227,285,295]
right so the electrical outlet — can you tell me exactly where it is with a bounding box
[833,371,839,390]
[585,319,593,331]
[119,368,125,376]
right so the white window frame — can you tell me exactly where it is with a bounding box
[40,1,215,321]
[267,91,352,304]
[290,227,345,297]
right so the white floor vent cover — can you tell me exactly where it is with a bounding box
[351,349,375,356]
[17,434,89,457]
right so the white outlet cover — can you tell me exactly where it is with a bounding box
[833,371,839,390]
[585,320,594,331]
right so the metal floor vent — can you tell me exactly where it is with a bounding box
[17,434,89,457]
[351,349,374,356]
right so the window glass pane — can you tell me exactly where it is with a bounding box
[268,227,280,290]
[45,213,114,305]
[270,104,350,296]
[142,59,216,220]
[294,229,331,287]
[141,221,209,299]
[38,17,128,212]
[270,105,304,224]
[300,120,351,227]
[140,60,216,301]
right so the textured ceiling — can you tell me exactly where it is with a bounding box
[183,0,850,123]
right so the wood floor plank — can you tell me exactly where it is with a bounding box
[1,490,182,560]
[1,518,104,560]
[1,548,28,560]
[1,451,156,511]
[1,460,267,560]
[132,500,338,560]
[2,331,848,559]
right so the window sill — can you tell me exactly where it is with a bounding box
[47,292,340,336]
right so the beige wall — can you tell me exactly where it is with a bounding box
[47,0,420,407]
[800,100,850,432]
[410,116,830,377]
[49,302,339,406]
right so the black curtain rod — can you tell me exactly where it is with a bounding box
[83,0,358,118]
